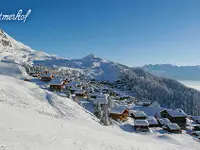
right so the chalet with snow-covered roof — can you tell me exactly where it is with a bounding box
[197,119,200,124]
[147,116,159,127]
[193,125,200,131]
[29,70,37,75]
[109,106,129,121]
[86,87,94,93]
[93,95,108,106]
[163,123,182,133]
[29,70,40,77]
[32,73,40,77]
[160,109,187,129]
[74,81,80,86]
[191,131,200,137]
[49,79,65,91]
[134,120,149,132]
[66,81,83,90]
[63,78,70,84]
[69,87,80,94]
[157,118,171,127]
[89,92,103,99]
[90,79,96,84]
[74,90,88,98]
[191,116,200,124]
[142,101,152,107]
[40,74,54,82]
[130,111,147,120]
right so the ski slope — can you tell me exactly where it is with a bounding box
[0,71,199,150]
[0,62,29,79]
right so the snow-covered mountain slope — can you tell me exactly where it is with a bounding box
[0,29,31,50]
[0,29,137,81]
[0,74,96,123]
[0,62,29,78]
[0,74,199,150]
[0,29,58,64]
[34,54,129,81]
[1,29,200,116]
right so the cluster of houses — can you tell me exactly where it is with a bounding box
[27,69,200,140]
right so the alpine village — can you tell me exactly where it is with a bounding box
[24,64,200,140]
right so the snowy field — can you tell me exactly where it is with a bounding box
[179,80,200,91]
[0,63,199,150]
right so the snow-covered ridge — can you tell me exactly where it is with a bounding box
[34,54,130,81]
[0,29,31,50]
[0,29,130,81]
[0,29,59,64]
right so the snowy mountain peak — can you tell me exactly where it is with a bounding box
[0,29,7,38]
[0,29,12,48]
[83,54,97,59]
[0,29,31,51]
[0,29,60,64]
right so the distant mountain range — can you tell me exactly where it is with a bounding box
[143,64,200,81]
[1,29,200,115]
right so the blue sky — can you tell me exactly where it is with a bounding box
[0,0,200,66]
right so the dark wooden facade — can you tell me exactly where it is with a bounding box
[40,74,54,82]
[109,109,129,121]
[160,110,187,129]
[163,124,182,134]
[130,111,147,120]
[134,120,149,132]
[193,125,200,131]
[50,84,64,91]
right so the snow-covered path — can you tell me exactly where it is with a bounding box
[0,74,199,150]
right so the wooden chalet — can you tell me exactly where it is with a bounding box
[191,116,200,124]
[89,92,103,99]
[191,131,200,141]
[74,90,88,98]
[69,87,80,94]
[29,70,36,76]
[40,74,54,82]
[32,73,40,77]
[157,118,171,127]
[130,111,147,120]
[160,109,187,129]
[163,123,182,134]
[93,95,108,106]
[86,87,94,93]
[191,131,200,137]
[142,101,152,107]
[134,120,149,132]
[147,116,159,127]
[63,78,70,85]
[29,70,39,77]
[136,100,152,107]
[49,79,65,91]
[75,81,82,88]
[109,106,129,121]
[125,97,136,105]
[24,78,30,82]
[90,79,96,84]
[66,81,82,90]
[193,125,200,131]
